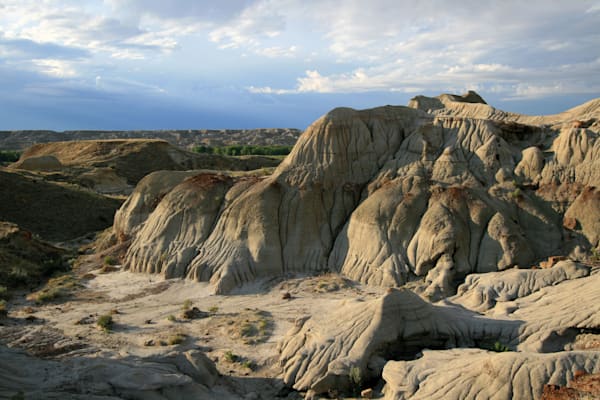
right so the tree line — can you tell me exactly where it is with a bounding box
[193,145,293,156]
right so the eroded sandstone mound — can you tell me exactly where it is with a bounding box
[277,267,600,397]
[382,349,600,400]
[11,139,279,186]
[277,288,519,394]
[0,346,219,399]
[115,92,600,297]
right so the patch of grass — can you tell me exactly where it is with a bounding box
[167,333,186,345]
[0,285,9,300]
[224,350,240,363]
[182,299,193,311]
[103,255,117,266]
[0,300,7,317]
[590,248,600,264]
[349,365,362,395]
[312,274,351,293]
[509,188,522,200]
[167,314,177,322]
[208,305,219,314]
[27,274,80,304]
[97,314,113,332]
[491,341,511,352]
[240,322,258,337]
[241,360,255,370]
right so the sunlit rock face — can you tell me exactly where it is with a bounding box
[116,92,600,296]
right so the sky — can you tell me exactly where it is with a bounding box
[0,0,599,130]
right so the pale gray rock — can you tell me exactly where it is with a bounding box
[382,349,600,400]
[117,93,600,297]
[0,347,220,399]
[114,170,211,239]
[277,289,519,395]
[452,260,590,312]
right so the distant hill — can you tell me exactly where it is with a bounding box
[0,128,302,151]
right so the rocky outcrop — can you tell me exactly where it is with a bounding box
[278,271,600,396]
[382,349,600,400]
[0,346,220,399]
[277,288,520,395]
[115,93,600,296]
[113,170,209,240]
[451,260,590,312]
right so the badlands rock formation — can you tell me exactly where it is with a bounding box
[0,128,301,151]
[278,265,599,397]
[0,346,220,399]
[116,92,600,297]
[11,139,279,187]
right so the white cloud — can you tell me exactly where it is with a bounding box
[236,0,600,99]
[31,58,78,77]
[209,1,286,48]
[255,45,297,58]
[0,0,599,109]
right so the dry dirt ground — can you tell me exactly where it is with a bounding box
[0,262,387,399]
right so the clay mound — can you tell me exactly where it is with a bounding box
[78,167,130,194]
[12,139,280,185]
[113,170,210,240]
[277,271,600,395]
[0,169,122,241]
[0,345,219,399]
[116,94,600,296]
[277,288,520,395]
[382,349,600,400]
[0,222,66,288]
[12,155,62,171]
[452,260,590,312]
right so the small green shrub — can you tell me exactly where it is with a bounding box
[167,314,177,322]
[241,360,254,370]
[167,333,186,345]
[224,350,239,363]
[590,248,600,264]
[509,188,521,199]
[103,256,117,266]
[97,314,113,332]
[27,274,80,304]
[491,341,511,352]
[0,285,9,300]
[182,299,193,311]
[349,366,362,395]
[240,322,258,337]
[208,305,219,314]
[257,318,268,334]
